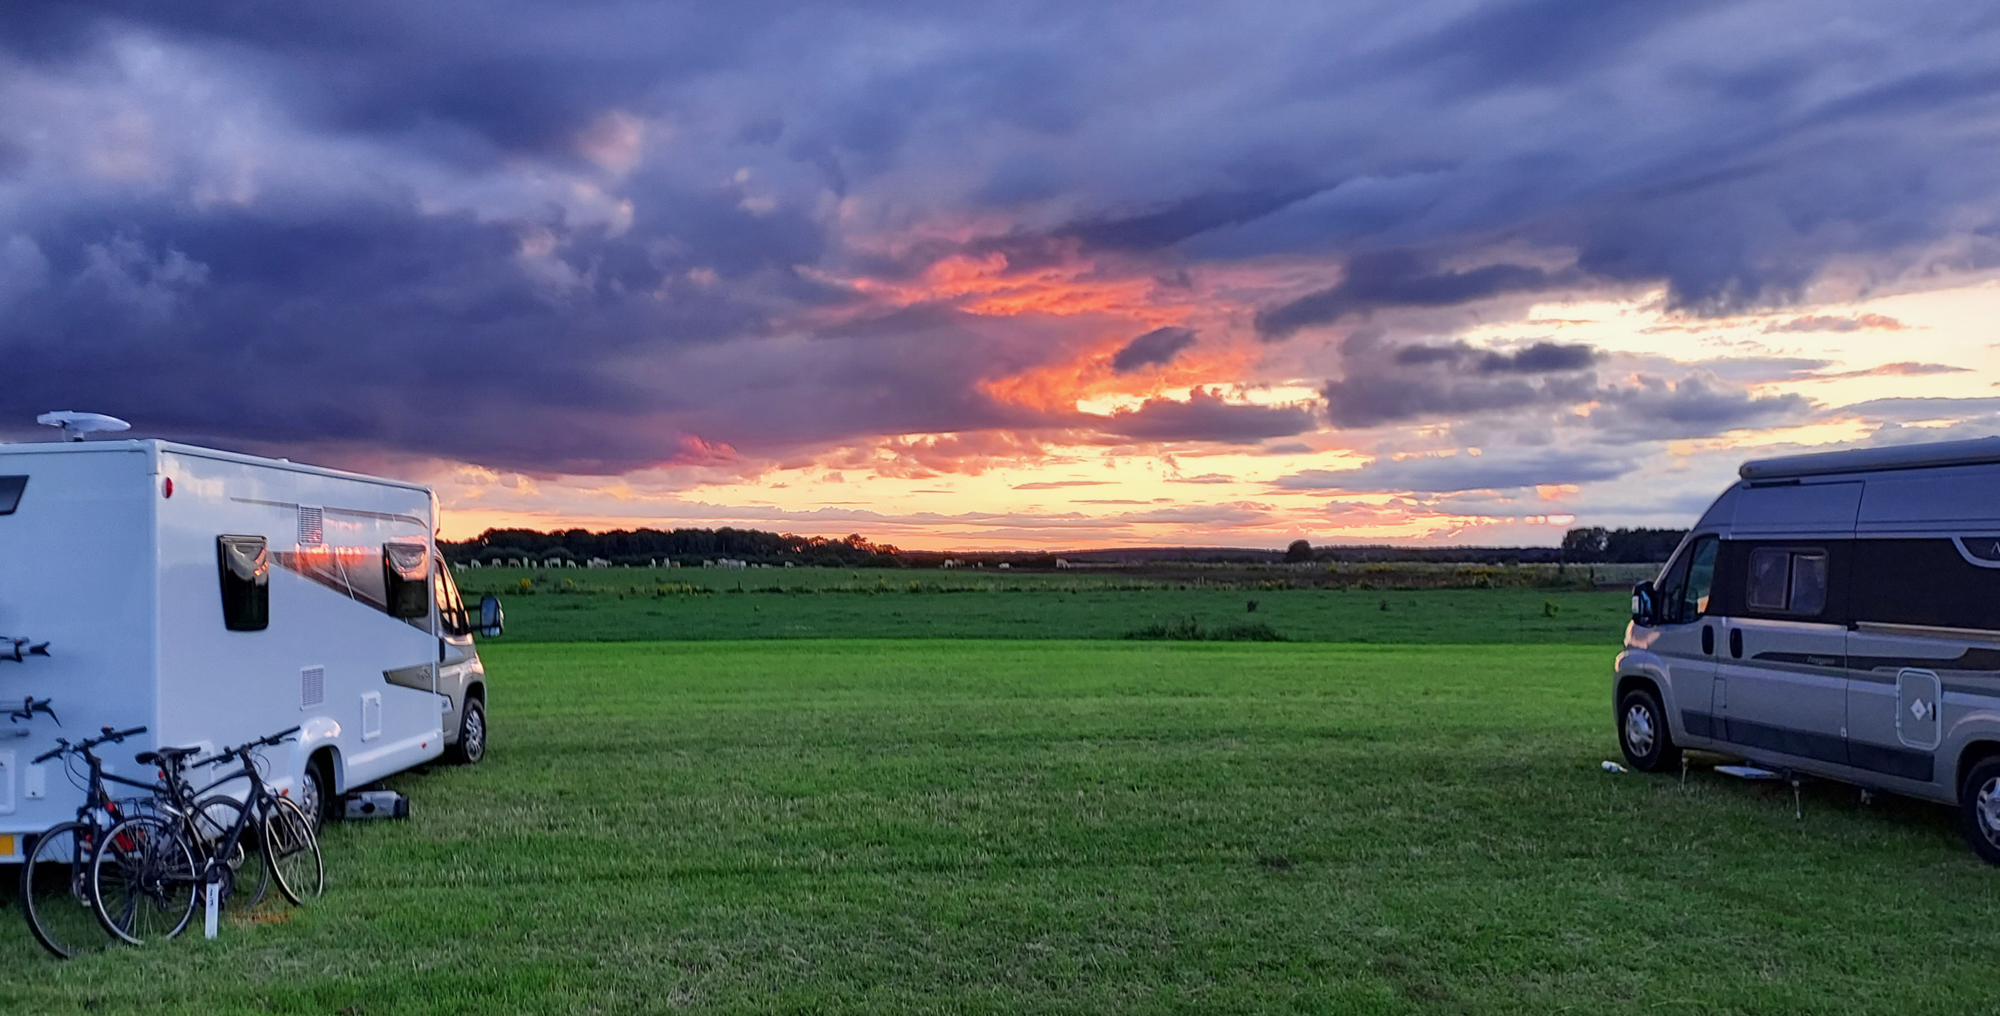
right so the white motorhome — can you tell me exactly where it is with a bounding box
[1616,437,2000,862]
[0,435,500,863]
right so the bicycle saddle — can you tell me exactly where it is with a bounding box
[136,745,201,766]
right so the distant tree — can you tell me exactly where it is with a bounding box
[1561,526,1685,563]
[1562,527,1610,562]
[1284,539,1313,563]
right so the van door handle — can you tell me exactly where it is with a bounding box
[1702,625,1714,655]
[1729,628,1743,659]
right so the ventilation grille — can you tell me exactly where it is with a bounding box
[298,506,324,546]
[301,666,325,709]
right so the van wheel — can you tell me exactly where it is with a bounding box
[1958,757,2000,865]
[1618,686,1680,773]
[449,698,486,765]
[297,758,330,832]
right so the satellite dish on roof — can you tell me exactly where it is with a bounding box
[37,411,131,442]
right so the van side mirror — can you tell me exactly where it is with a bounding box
[478,595,505,638]
[1631,581,1657,627]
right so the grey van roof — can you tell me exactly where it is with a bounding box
[1738,437,2000,480]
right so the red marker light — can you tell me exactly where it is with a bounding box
[162,477,174,498]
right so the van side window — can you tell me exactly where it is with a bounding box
[217,535,270,631]
[1654,535,1717,625]
[1679,536,1718,622]
[383,542,431,619]
[1852,539,2000,631]
[1745,547,1828,617]
[434,556,470,636]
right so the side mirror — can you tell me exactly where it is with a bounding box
[478,595,505,638]
[1631,581,1657,627]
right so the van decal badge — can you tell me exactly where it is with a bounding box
[1910,698,1933,721]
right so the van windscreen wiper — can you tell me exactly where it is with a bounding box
[1,636,50,662]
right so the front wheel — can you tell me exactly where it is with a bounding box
[1959,757,2000,865]
[192,795,269,912]
[263,797,325,905]
[22,822,108,958]
[448,697,486,765]
[1618,685,1681,773]
[88,816,197,945]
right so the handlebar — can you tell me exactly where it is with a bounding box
[194,725,303,768]
[31,724,148,764]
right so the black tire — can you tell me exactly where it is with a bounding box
[263,797,325,906]
[21,823,108,958]
[295,756,330,832]
[88,815,197,945]
[1618,685,1681,773]
[191,795,269,912]
[448,696,486,765]
[1959,757,2000,865]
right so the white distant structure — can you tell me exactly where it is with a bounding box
[37,411,131,442]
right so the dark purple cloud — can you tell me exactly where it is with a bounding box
[1096,389,1316,444]
[0,1,1992,475]
[1274,448,1639,494]
[1110,326,1197,373]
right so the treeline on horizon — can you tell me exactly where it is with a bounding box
[442,525,1689,568]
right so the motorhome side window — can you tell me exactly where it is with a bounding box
[1745,547,1828,617]
[382,542,431,619]
[1850,539,2000,631]
[216,534,270,631]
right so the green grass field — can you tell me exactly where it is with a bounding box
[457,566,1635,643]
[8,640,2000,1014]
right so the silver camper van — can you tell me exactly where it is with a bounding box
[1615,437,2000,862]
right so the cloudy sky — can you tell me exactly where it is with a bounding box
[3,2,1999,548]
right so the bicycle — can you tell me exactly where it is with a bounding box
[89,726,323,944]
[18,725,165,957]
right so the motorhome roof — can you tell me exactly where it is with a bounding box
[0,438,434,496]
[1738,436,2000,480]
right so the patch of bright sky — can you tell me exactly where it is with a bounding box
[435,277,2000,549]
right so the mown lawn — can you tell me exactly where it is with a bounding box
[6,641,2000,1014]
[466,576,1633,644]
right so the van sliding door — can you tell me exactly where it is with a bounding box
[1712,481,1860,768]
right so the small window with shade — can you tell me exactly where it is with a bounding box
[217,535,270,631]
[1746,546,1829,617]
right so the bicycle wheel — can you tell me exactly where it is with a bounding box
[262,796,324,905]
[192,795,269,912]
[21,823,109,958]
[88,815,197,945]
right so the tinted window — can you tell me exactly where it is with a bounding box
[217,535,269,631]
[1654,535,1718,625]
[434,557,470,636]
[0,475,25,515]
[383,542,431,619]
[1681,537,1718,622]
[1852,539,2000,630]
[1748,548,1790,610]
[1743,547,1827,617]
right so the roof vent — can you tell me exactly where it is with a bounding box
[36,411,130,442]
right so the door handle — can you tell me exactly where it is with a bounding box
[1702,624,1714,655]
[1729,628,1743,659]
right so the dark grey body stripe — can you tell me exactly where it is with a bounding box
[1753,647,2000,674]
[1680,711,1936,783]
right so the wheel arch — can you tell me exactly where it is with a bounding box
[308,744,343,795]
[1956,739,2000,800]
